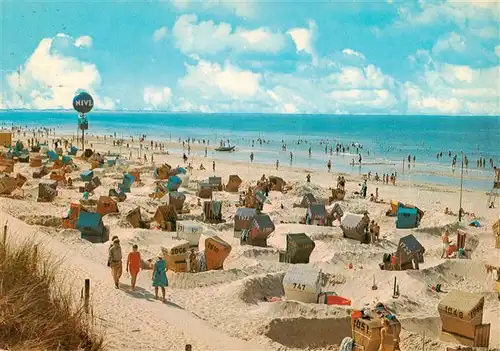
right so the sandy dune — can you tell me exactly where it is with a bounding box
[1,131,499,350]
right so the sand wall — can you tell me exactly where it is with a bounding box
[263,316,352,348]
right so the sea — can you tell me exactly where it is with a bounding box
[1,111,499,191]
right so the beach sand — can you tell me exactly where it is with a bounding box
[1,130,499,351]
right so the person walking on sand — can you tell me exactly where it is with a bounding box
[126,244,141,291]
[276,159,279,170]
[108,238,123,289]
[152,252,168,302]
[212,161,216,172]
[327,160,331,172]
[250,152,254,162]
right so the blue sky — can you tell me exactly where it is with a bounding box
[1,0,499,115]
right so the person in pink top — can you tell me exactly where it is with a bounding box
[126,244,141,290]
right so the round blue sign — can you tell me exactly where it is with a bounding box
[73,92,94,114]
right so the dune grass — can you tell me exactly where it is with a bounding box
[0,235,105,351]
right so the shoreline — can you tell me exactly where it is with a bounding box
[2,114,497,191]
[25,129,498,193]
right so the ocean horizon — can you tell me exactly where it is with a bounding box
[1,111,499,191]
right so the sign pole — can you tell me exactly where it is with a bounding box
[73,92,94,152]
[81,113,85,150]
[459,151,464,222]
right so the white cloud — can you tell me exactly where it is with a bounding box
[153,26,168,42]
[342,49,366,60]
[432,32,466,54]
[179,59,262,100]
[386,0,500,46]
[395,0,499,27]
[171,0,255,19]
[470,26,498,39]
[174,47,498,115]
[172,14,288,55]
[143,86,172,108]
[329,89,398,109]
[287,20,318,64]
[175,54,401,114]
[74,35,93,48]
[427,31,497,66]
[405,52,500,115]
[1,34,114,110]
[327,65,396,90]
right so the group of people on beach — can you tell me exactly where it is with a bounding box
[108,236,168,302]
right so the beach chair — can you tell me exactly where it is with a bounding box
[118,173,135,193]
[77,212,109,243]
[167,175,182,192]
[241,214,275,247]
[80,170,94,182]
[167,191,186,212]
[32,166,49,179]
[37,182,58,202]
[68,146,78,156]
[279,233,315,264]
[0,176,18,195]
[396,207,419,229]
[305,204,327,226]
[29,156,42,168]
[203,200,224,223]
[234,208,257,238]
[205,236,231,271]
[96,196,119,216]
[126,207,148,229]
[47,150,59,162]
[154,204,178,231]
[225,174,242,192]
[0,158,14,173]
[341,213,370,243]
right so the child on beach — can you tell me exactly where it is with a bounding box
[126,244,141,290]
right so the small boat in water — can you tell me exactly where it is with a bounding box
[215,146,236,152]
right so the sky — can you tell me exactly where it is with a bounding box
[0,0,499,115]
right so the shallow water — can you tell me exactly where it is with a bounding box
[1,111,498,190]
